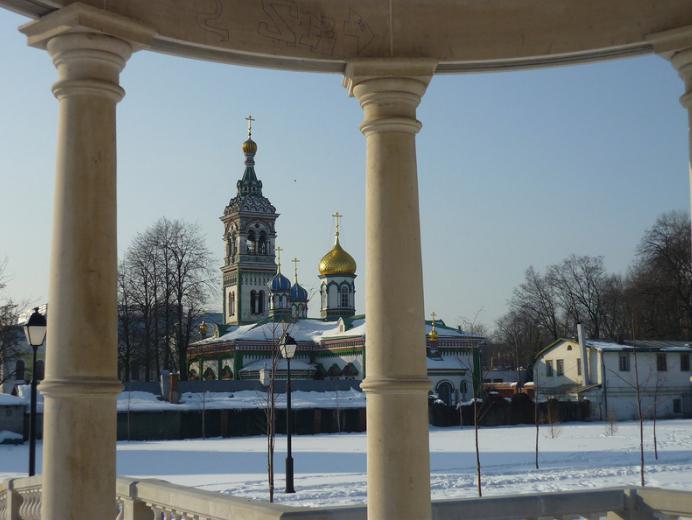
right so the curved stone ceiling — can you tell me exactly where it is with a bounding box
[3,0,692,72]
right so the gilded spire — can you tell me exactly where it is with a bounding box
[332,211,343,243]
[428,312,439,342]
[238,115,261,196]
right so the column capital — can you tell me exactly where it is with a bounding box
[344,58,437,136]
[648,25,692,108]
[19,2,155,51]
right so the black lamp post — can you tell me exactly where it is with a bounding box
[23,307,46,477]
[279,332,297,494]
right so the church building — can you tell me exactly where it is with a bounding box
[187,121,484,405]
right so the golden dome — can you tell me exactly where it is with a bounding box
[319,237,357,276]
[242,137,257,155]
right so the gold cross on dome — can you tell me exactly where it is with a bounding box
[291,257,300,281]
[245,114,255,136]
[431,311,437,322]
[332,211,343,236]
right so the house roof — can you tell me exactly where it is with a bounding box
[536,337,692,360]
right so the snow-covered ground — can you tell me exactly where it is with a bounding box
[1,420,690,507]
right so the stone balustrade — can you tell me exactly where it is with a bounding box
[2,476,692,520]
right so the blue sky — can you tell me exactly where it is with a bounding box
[0,8,688,331]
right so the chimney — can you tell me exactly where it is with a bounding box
[577,323,589,385]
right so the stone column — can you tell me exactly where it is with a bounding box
[344,58,436,520]
[649,26,692,256]
[19,5,152,519]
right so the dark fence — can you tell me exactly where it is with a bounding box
[176,379,361,394]
[428,395,591,427]
[116,407,367,440]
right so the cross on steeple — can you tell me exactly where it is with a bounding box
[245,114,255,136]
[292,257,300,282]
[276,246,283,272]
[332,211,343,238]
[431,311,437,322]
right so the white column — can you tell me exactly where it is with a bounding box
[671,49,692,251]
[649,26,692,257]
[19,5,151,518]
[344,58,436,520]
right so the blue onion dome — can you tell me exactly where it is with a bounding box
[290,282,308,302]
[269,271,291,292]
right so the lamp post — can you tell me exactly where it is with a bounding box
[279,332,297,493]
[23,307,46,477]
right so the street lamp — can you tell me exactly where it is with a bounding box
[23,307,46,477]
[279,332,297,493]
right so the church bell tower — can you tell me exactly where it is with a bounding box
[220,116,279,325]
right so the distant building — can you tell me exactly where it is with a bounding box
[535,337,692,420]
[186,125,485,400]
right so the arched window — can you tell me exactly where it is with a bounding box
[246,230,256,254]
[258,231,267,255]
[321,286,327,308]
[340,285,350,307]
[250,290,257,314]
[258,290,265,314]
[436,381,454,406]
[15,359,25,381]
[203,367,216,381]
[230,234,237,260]
[221,366,233,380]
[228,292,235,316]
[460,380,468,395]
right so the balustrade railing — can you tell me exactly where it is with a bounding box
[2,476,691,520]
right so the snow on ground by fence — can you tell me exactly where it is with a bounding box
[1,419,691,507]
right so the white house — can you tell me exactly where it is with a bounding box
[535,337,692,421]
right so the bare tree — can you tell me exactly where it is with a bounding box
[118,218,215,382]
[0,260,21,386]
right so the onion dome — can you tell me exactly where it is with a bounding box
[270,270,291,292]
[319,212,357,276]
[269,246,291,292]
[290,257,308,301]
[242,136,257,155]
[290,282,308,302]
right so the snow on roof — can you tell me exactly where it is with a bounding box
[0,393,24,406]
[239,358,316,373]
[586,340,692,352]
[426,356,468,370]
[194,316,486,346]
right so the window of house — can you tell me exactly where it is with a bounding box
[228,292,235,316]
[577,359,582,376]
[258,290,265,314]
[250,290,256,314]
[556,359,564,376]
[619,352,630,372]
[681,353,690,371]
[546,360,553,377]
[673,398,682,414]
[657,353,667,372]
[258,231,267,255]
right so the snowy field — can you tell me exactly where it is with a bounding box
[1,420,691,507]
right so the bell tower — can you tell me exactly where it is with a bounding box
[221,116,279,325]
